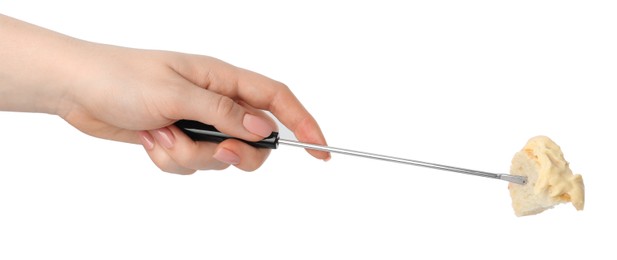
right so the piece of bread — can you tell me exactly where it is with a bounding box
[508,136,584,216]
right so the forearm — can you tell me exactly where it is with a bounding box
[0,14,85,115]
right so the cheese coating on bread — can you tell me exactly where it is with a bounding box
[509,136,584,216]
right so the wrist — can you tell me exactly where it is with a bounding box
[0,14,84,116]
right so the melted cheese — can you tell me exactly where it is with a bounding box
[520,136,584,210]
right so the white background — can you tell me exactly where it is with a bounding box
[1,1,615,259]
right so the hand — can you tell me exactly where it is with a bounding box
[64,45,330,174]
[0,14,330,174]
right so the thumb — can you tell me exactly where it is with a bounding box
[169,85,275,141]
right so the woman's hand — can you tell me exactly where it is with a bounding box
[0,14,330,174]
[62,46,331,174]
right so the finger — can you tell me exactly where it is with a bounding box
[213,139,272,172]
[169,55,329,160]
[234,69,330,160]
[149,126,231,171]
[162,81,275,143]
[237,100,278,132]
[137,131,196,174]
[167,125,231,171]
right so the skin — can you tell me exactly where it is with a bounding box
[0,14,330,174]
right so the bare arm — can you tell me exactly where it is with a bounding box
[0,14,330,173]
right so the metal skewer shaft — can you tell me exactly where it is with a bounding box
[174,120,527,185]
[278,139,527,185]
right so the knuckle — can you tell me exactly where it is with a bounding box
[272,81,290,92]
[241,165,260,172]
[151,155,192,174]
[174,154,199,171]
[152,158,177,174]
[170,150,204,173]
[210,162,231,171]
[176,169,197,175]
[277,81,289,90]
[238,154,270,172]
[172,144,222,172]
[214,95,237,118]
[239,160,264,172]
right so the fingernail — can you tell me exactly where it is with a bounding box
[152,127,175,149]
[323,154,332,162]
[138,131,155,150]
[243,114,274,137]
[213,148,240,165]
